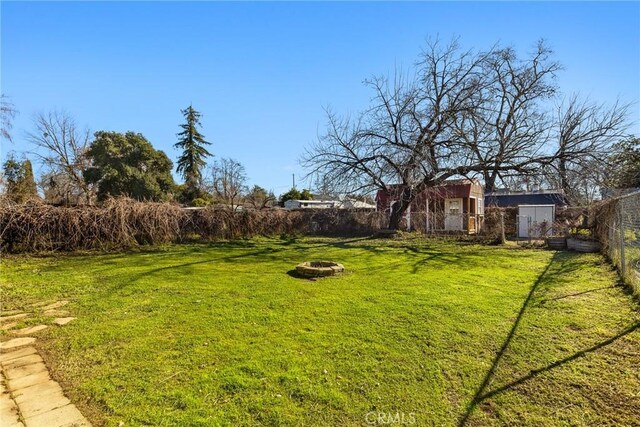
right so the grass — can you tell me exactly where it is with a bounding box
[1,237,639,426]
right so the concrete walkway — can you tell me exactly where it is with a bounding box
[0,302,89,427]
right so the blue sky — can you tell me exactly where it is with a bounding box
[2,1,639,195]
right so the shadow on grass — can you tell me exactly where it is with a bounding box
[322,238,485,275]
[285,269,317,281]
[458,252,639,426]
[119,238,373,286]
[537,284,620,304]
[309,236,375,248]
[105,236,496,292]
[38,235,477,273]
[217,237,376,262]
[479,321,639,401]
[410,251,461,274]
[456,253,556,426]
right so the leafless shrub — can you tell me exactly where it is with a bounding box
[0,198,187,252]
[482,207,518,240]
[0,199,385,253]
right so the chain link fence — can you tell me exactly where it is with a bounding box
[596,191,640,296]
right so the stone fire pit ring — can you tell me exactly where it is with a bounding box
[296,261,344,278]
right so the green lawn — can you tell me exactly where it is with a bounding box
[2,237,639,426]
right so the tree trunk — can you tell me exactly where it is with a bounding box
[558,157,569,196]
[388,204,405,230]
[484,171,498,193]
[387,188,414,230]
[499,211,506,244]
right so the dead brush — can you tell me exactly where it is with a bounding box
[0,198,383,253]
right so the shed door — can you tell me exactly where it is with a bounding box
[518,206,554,238]
[444,198,463,231]
[468,197,477,232]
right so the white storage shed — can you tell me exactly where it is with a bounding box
[517,204,555,238]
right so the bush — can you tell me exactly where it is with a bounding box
[0,199,384,253]
[191,198,209,207]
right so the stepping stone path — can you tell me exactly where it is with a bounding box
[1,322,19,332]
[2,310,23,316]
[43,309,70,317]
[0,314,28,323]
[0,338,37,351]
[0,301,90,426]
[13,326,48,336]
[42,302,69,311]
[53,318,76,327]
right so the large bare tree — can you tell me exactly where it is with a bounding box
[500,96,632,204]
[550,95,631,202]
[207,158,248,210]
[303,39,565,229]
[27,111,95,205]
[455,41,561,192]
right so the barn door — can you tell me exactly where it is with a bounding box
[444,198,463,231]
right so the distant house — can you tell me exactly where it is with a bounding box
[339,199,377,210]
[283,199,377,210]
[284,199,339,209]
[376,179,484,233]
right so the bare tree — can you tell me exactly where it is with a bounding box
[207,158,248,210]
[1,95,18,142]
[312,173,340,200]
[455,41,561,192]
[474,93,631,204]
[304,39,565,229]
[550,95,631,202]
[39,171,88,206]
[27,111,95,205]
[305,40,491,229]
[497,172,547,192]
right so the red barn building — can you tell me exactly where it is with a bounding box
[376,179,485,233]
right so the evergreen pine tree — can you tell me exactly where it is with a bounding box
[2,157,39,203]
[175,105,212,203]
[21,160,38,198]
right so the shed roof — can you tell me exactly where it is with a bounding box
[485,192,568,208]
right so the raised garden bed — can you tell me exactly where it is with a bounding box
[546,236,567,250]
[567,237,601,253]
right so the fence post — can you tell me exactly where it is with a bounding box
[619,202,626,279]
[425,198,430,234]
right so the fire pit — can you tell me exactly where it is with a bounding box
[295,261,344,278]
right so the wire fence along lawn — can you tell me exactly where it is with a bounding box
[596,191,640,296]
